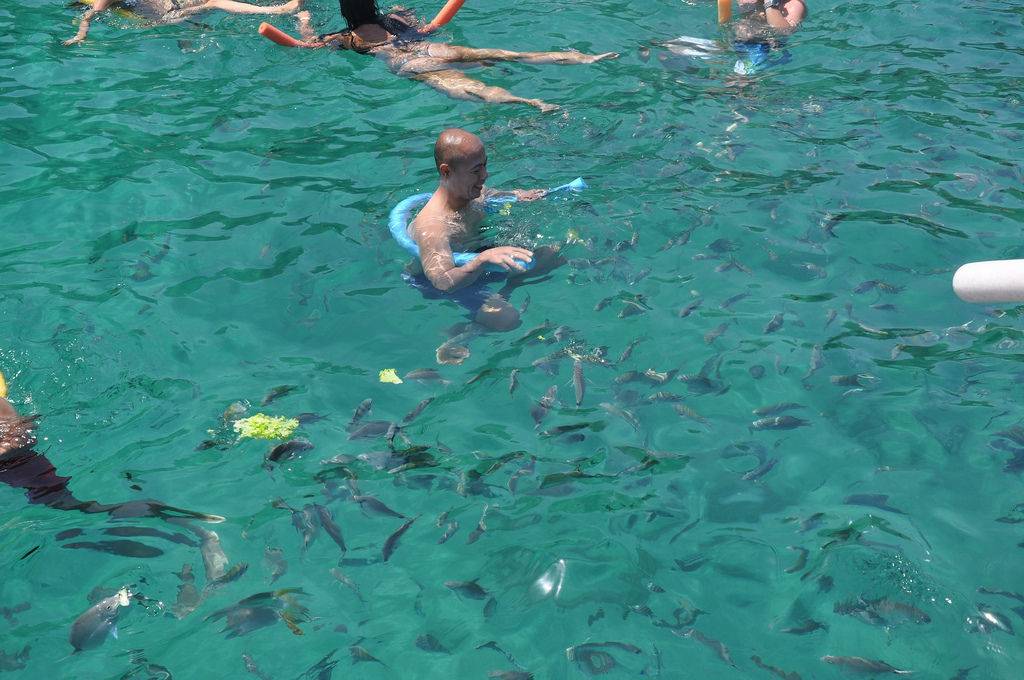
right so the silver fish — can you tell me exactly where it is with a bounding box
[445,579,490,600]
[572,360,585,409]
[193,527,229,582]
[314,504,346,555]
[821,655,912,675]
[68,589,130,653]
[749,416,810,431]
[530,386,558,429]
[382,515,418,562]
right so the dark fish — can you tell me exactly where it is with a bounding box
[749,416,810,431]
[437,520,459,544]
[753,403,803,417]
[487,671,534,680]
[764,312,786,334]
[347,398,372,431]
[519,293,531,314]
[784,546,808,574]
[400,397,434,426]
[749,365,765,379]
[267,438,314,464]
[414,633,451,654]
[263,547,287,585]
[329,569,364,604]
[572,360,585,408]
[530,385,558,429]
[476,640,526,669]
[352,495,405,519]
[647,391,685,403]
[382,515,418,562]
[720,293,749,309]
[314,504,346,555]
[751,654,803,680]
[675,628,736,667]
[820,655,912,675]
[346,420,393,440]
[261,385,299,406]
[835,597,930,627]
[742,457,778,481]
[704,322,729,345]
[445,579,490,600]
[843,494,905,515]
[349,645,388,669]
[404,368,449,383]
[969,604,1014,635]
[618,337,644,364]
[600,402,640,431]
[678,298,703,318]
[68,590,129,653]
[779,619,827,635]
[509,369,520,397]
[292,505,322,560]
[619,301,646,318]
[467,504,489,545]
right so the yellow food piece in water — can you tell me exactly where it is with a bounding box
[379,368,403,384]
[0,370,7,399]
[233,414,299,440]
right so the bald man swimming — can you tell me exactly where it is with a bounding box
[403,128,564,337]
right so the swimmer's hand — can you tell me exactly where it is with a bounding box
[476,246,534,272]
[511,189,548,202]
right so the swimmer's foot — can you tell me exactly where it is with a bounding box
[279,0,304,14]
[587,52,619,63]
[529,99,560,114]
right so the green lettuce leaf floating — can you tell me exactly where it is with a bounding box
[233,414,299,440]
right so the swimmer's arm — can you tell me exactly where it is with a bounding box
[766,0,806,30]
[481,187,548,202]
[64,0,115,46]
[415,221,532,291]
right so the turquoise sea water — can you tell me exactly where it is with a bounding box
[2,0,1024,677]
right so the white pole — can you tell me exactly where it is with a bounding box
[953,260,1024,303]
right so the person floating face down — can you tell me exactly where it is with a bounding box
[403,128,564,334]
[295,0,618,112]
[63,0,306,46]
[0,390,222,526]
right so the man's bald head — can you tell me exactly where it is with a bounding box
[434,128,485,174]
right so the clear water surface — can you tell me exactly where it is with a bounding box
[1,0,1023,677]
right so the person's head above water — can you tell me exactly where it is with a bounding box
[433,128,488,202]
[338,0,379,30]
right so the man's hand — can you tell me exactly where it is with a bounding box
[476,246,534,272]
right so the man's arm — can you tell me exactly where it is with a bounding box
[64,0,115,46]
[413,213,533,292]
[482,187,547,202]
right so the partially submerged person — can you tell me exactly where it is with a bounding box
[64,0,305,46]
[403,128,564,339]
[654,0,806,75]
[294,0,617,112]
[0,383,221,524]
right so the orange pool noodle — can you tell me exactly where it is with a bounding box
[718,0,732,22]
[258,22,316,48]
[425,0,466,31]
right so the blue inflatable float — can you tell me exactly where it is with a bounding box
[389,177,587,273]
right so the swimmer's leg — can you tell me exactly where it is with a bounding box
[425,44,618,65]
[169,0,303,19]
[412,70,559,113]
